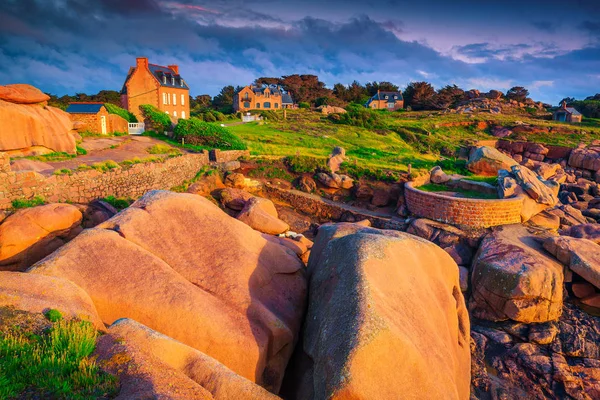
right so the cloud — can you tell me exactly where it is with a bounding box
[530,80,554,89]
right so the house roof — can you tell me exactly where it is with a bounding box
[282,93,293,104]
[370,91,403,101]
[148,64,189,90]
[566,107,581,116]
[66,103,105,114]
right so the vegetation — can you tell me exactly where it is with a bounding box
[104,103,137,123]
[146,144,181,155]
[170,166,219,192]
[173,118,247,150]
[330,103,385,129]
[11,196,45,209]
[0,309,117,399]
[91,160,119,172]
[418,183,498,199]
[140,104,172,133]
[102,195,131,210]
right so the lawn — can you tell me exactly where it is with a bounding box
[418,183,498,199]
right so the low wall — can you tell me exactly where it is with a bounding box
[209,149,250,163]
[0,151,235,209]
[404,182,524,228]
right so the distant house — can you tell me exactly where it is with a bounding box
[233,84,294,112]
[365,90,404,110]
[66,102,127,135]
[120,57,190,121]
[553,101,582,123]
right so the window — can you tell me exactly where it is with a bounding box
[181,94,185,106]
[181,111,186,119]
[243,102,250,108]
[244,92,249,100]
[265,91,270,98]
[174,111,178,117]
[171,77,175,85]
[163,93,167,105]
[162,76,167,84]
[264,102,271,109]
[173,93,177,106]
[256,103,260,108]
[274,103,279,108]
[181,79,185,87]
[165,111,170,115]
[167,93,170,105]
[385,95,388,99]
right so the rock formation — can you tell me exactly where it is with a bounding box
[0,84,77,155]
[467,146,518,176]
[29,191,306,393]
[283,223,471,399]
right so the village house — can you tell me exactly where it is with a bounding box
[553,101,582,123]
[233,84,294,112]
[120,57,190,121]
[365,90,404,110]
[66,103,128,135]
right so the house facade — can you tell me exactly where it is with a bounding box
[553,101,582,123]
[365,90,404,110]
[233,84,294,112]
[120,57,190,121]
[66,103,127,135]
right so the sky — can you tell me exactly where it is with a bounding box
[0,0,599,104]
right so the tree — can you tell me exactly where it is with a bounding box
[506,86,529,103]
[255,77,281,86]
[432,85,466,109]
[280,74,332,105]
[212,85,237,113]
[365,81,399,97]
[403,82,436,110]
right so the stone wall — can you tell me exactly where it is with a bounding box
[0,152,219,209]
[405,182,524,228]
[209,149,250,163]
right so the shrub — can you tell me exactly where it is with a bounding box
[76,146,87,156]
[331,103,385,129]
[91,160,119,172]
[44,309,63,322]
[11,196,45,209]
[174,118,247,150]
[284,155,327,173]
[298,102,310,109]
[104,103,137,123]
[0,318,118,399]
[140,104,171,133]
[102,195,131,210]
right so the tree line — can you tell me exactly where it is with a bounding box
[560,94,600,119]
[46,75,545,115]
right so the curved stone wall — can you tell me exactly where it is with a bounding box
[405,182,524,228]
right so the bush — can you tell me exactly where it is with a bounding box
[76,146,87,156]
[11,196,45,209]
[104,103,137,123]
[102,195,131,210]
[330,103,385,129]
[298,102,310,109]
[284,155,327,173]
[174,118,247,150]
[44,309,63,322]
[140,104,171,133]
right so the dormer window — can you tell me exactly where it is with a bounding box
[171,77,175,85]
[162,76,167,84]
[180,79,184,87]
[385,95,388,99]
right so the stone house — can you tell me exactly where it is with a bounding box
[553,101,582,123]
[120,57,190,121]
[233,84,294,112]
[66,103,127,135]
[365,90,404,110]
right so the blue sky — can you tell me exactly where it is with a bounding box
[0,0,598,104]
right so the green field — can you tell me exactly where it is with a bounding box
[228,109,600,175]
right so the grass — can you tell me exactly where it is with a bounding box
[170,166,219,192]
[11,196,45,209]
[418,183,498,199]
[102,195,131,210]
[461,175,498,185]
[247,159,294,181]
[0,309,118,399]
[91,160,119,172]
[143,130,208,152]
[147,144,182,155]
[80,131,127,138]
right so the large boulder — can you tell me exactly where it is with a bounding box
[96,319,280,400]
[217,187,254,211]
[283,223,470,399]
[511,165,559,206]
[0,203,83,271]
[470,225,564,323]
[563,223,600,244]
[187,173,226,197]
[0,84,50,104]
[543,236,600,289]
[0,271,104,330]
[29,191,306,393]
[467,146,518,176]
[568,146,600,171]
[327,146,346,173]
[0,84,76,153]
[236,197,290,235]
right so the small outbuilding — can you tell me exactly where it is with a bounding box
[553,101,582,123]
[66,102,128,134]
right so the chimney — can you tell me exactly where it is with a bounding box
[136,57,149,69]
[168,64,179,75]
[561,100,567,109]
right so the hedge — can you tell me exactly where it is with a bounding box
[139,104,171,132]
[104,103,137,123]
[173,118,247,150]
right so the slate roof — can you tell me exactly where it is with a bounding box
[370,91,403,101]
[66,103,105,114]
[282,93,294,104]
[566,107,581,116]
[148,64,189,90]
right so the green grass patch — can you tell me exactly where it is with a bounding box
[146,144,181,155]
[462,175,498,185]
[91,160,119,172]
[418,183,497,199]
[0,316,118,399]
[11,196,45,209]
[284,155,327,173]
[247,161,294,181]
[102,195,131,210]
